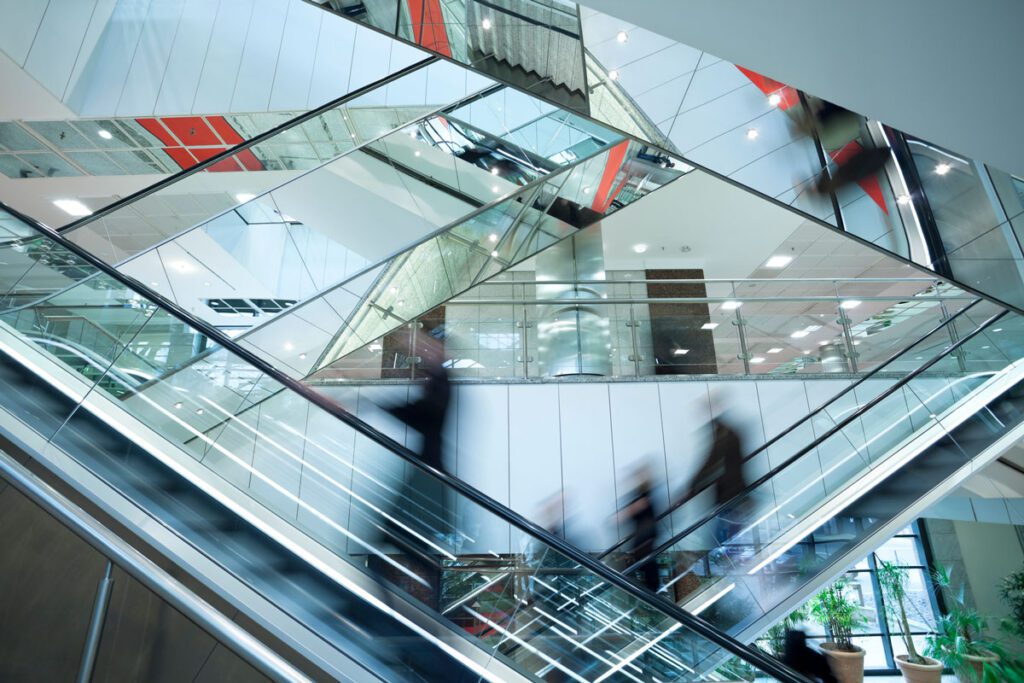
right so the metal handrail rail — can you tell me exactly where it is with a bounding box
[58,57,438,234]
[0,450,311,683]
[621,307,1007,573]
[598,299,983,559]
[0,201,811,682]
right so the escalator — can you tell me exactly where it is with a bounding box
[591,299,1024,645]
[0,205,805,680]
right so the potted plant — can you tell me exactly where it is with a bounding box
[999,564,1024,641]
[809,577,866,683]
[925,564,1002,682]
[876,556,943,682]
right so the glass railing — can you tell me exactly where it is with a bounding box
[60,58,493,264]
[605,305,1024,637]
[0,206,806,680]
[235,138,688,379]
[305,276,975,381]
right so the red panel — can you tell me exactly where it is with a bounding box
[163,147,198,170]
[591,140,630,213]
[162,116,221,146]
[735,65,799,110]
[207,115,245,145]
[191,146,244,172]
[235,148,265,171]
[406,0,452,57]
[135,117,177,146]
[829,141,889,215]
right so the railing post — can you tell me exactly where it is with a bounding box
[835,283,859,374]
[940,299,968,373]
[77,561,114,683]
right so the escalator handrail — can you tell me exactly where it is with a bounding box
[0,450,312,683]
[57,56,438,234]
[0,201,812,683]
[598,298,982,559]
[623,307,1009,574]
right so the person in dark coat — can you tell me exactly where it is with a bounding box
[782,630,837,683]
[622,465,660,592]
[682,399,748,551]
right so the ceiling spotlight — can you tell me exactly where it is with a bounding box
[616,30,629,43]
[768,93,782,107]
[701,322,719,330]
[174,402,183,409]
[765,255,792,268]
[896,194,911,205]
[97,129,113,140]
[482,17,492,30]
[721,301,742,310]
[150,281,159,287]
[235,193,255,203]
[203,281,211,287]
[632,243,648,254]
[935,162,952,175]
[488,233,499,242]
[746,128,759,140]
[299,353,307,359]
[414,150,421,157]
[767,347,783,354]
[582,186,591,194]
[490,168,499,175]
[490,250,500,258]
[195,408,204,415]
[283,342,294,351]
[53,199,91,217]
[840,299,862,309]
[750,356,766,364]
[607,69,619,81]
[491,186,499,193]
[818,340,829,346]
[673,348,689,356]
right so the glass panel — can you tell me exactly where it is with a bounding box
[0,209,791,681]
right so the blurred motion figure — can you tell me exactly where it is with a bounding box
[782,629,837,683]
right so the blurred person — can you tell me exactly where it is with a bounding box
[681,391,748,551]
[621,463,660,592]
[801,98,889,196]
[378,329,453,608]
[782,629,837,683]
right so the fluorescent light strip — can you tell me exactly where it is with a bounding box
[532,605,579,635]
[199,396,455,562]
[463,607,589,683]
[0,331,505,683]
[594,623,682,683]
[690,582,736,615]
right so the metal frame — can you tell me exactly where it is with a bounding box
[0,449,312,683]
[0,200,812,683]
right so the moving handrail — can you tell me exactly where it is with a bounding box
[597,298,983,560]
[622,306,1008,575]
[0,202,812,682]
[0,449,312,683]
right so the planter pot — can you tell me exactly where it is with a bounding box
[895,655,943,683]
[960,650,999,682]
[821,642,865,683]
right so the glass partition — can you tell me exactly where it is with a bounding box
[0,208,796,682]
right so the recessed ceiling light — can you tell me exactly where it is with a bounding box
[491,186,499,193]
[896,194,911,205]
[721,301,742,310]
[488,233,498,242]
[97,129,113,140]
[746,128,759,140]
[750,356,766,364]
[53,199,91,217]
[616,30,629,43]
[853,341,861,346]
[632,243,648,254]
[283,342,294,351]
[481,17,492,30]
[768,93,782,107]
[701,323,719,330]
[299,353,307,359]
[582,186,591,194]
[174,402,183,409]
[150,281,159,287]
[235,193,255,203]
[608,69,619,81]
[994,328,1003,332]
[840,299,861,309]
[803,350,811,355]
[935,162,952,175]
[203,281,211,287]
[196,408,204,415]
[673,348,689,356]
[791,330,810,338]
[765,255,792,268]
[818,340,829,346]
[491,250,499,257]
[369,343,383,352]
[767,347,783,354]
[414,150,420,157]
[490,168,499,175]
